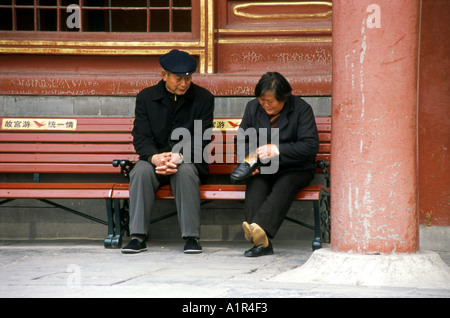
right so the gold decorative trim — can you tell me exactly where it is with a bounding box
[0,40,202,48]
[233,1,332,20]
[218,28,331,34]
[218,37,331,44]
[207,0,214,73]
[199,0,206,47]
[0,47,205,55]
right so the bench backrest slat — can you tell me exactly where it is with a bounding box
[0,153,139,163]
[0,133,133,143]
[0,143,136,153]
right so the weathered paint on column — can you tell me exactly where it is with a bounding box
[331,0,420,253]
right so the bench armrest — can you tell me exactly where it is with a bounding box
[316,160,330,188]
[112,159,135,180]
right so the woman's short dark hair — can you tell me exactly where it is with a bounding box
[254,72,292,102]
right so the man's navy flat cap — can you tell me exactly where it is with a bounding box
[159,49,197,76]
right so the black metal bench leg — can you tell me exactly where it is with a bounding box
[104,198,115,248]
[320,190,331,244]
[104,198,123,249]
[111,199,123,248]
[312,201,322,251]
[120,199,130,238]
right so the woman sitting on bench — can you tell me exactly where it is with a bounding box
[232,72,319,257]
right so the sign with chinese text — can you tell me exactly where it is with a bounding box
[1,118,77,131]
[213,118,241,131]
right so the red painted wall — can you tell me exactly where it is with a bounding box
[418,0,450,226]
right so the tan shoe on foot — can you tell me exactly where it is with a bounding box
[242,221,253,242]
[251,223,269,248]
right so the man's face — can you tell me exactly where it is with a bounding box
[162,70,192,96]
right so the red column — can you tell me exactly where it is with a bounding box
[331,0,421,253]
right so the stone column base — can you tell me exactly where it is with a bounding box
[272,248,450,289]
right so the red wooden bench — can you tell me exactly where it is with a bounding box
[0,116,331,250]
[0,117,138,248]
[111,117,331,250]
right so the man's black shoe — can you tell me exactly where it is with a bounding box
[121,238,147,254]
[244,241,274,257]
[184,237,202,254]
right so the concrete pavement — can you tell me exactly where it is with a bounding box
[1,239,449,299]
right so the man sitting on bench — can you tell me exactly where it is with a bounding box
[121,49,215,254]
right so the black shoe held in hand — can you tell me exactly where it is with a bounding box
[230,151,260,181]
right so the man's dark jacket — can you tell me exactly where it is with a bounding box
[238,95,319,173]
[132,80,215,181]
